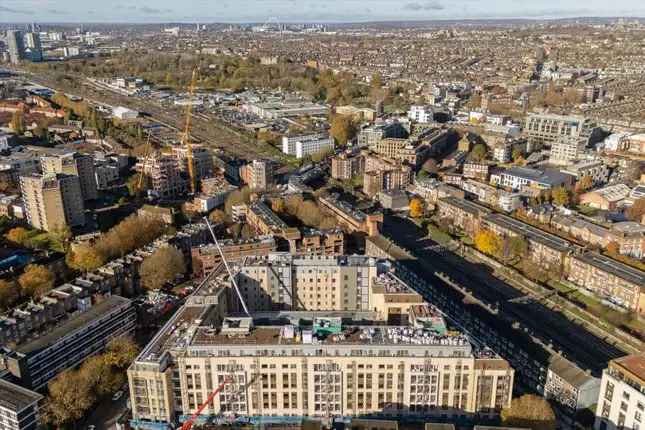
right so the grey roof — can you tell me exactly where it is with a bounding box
[0,379,43,412]
[439,196,492,216]
[574,252,645,287]
[549,354,597,388]
[485,213,572,252]
[503,167,572,187]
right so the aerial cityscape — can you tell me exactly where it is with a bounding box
[0,2,644,430]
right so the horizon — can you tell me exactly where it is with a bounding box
[2,0,645,24]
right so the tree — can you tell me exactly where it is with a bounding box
[43,369,96,427]
[105,336,140,369]
[501,394,556,430]
[4,227,31,246]
[208,209,227,224]
[18,264,55,298]
[409,198,425,218]
[552,186,571,207]
[79,355,123,397]
[606,241,620,255]
[512,147,523,162]
[139,246,186,290]
[575,175,594,193]
[505,235,528,262]
[470,143,488,162]
[626,198,645,222]
[224,187,251,214]
[49,225,72,252]
[0,279,20,311]
[66,244,105,272]
[474,230,502,256]
[10,110,24,134]
[241,224,254,239]
[271,198,285,214]
[330,114,357,145]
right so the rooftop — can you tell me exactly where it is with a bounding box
[486,213,572,253]
[439,196,492,216]
[0,379,43,412]
[502,167,572,187]
[575,252,645,287]
[549,354,597,388]
[611,352,645,385]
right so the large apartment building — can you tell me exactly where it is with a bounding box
[41,151,98,200]
[524,113,597,151]
[0,379,42,430]
[594,353,645,430]
[282,133,334,159]
[240,160,275,191]
[331,152,365,181]
[128,258,514,428]
[19,173,85,231]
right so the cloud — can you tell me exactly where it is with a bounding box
[0,5,28,14]
[139,6,173,14]
[403,1,444,11]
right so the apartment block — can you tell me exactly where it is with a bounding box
[561,160,610,186]
[594,353,645,430]
[544,355,600,413]
[566,252,645,314]
[191,236,277,277]
[140,153,188,198]
[0,295,135,390]
[20,173,85,232]
[128,261,514,428]
[171,146,214,184]
[41,151,98,200]
[462,162,492,182]
[358,122,409,148]
[240,160,275,191]
[491,167,573,192]
[436,197,491,236]
[331,152,365,181]
[319,194,383,236]
[0,379,43,430]
[282,133,334,159]
[524,113,596,151]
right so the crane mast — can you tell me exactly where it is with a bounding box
[183,68,198,194]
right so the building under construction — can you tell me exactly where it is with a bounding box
[128,255,514,430]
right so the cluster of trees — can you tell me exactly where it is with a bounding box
[4,225,71,253]
[501,394,556,430]
[272,195,338,230]
[67,215,166,272]
[139,246,186,290]
[474,229,529,264]
[329,114,358,145]
[42,337,139,428]
[0,264,56,311]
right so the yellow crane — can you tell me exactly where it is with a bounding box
[182,68,199,194]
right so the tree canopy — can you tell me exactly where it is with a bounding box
[501,394,556,430]
[139,245,186,290]
[18,264,55,298]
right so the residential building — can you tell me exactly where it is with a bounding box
[245,200,298,239]
[191,236,277,277]
[128,259,514,427]
[413,178,465,205]
[462,179,499,207]
[492,167,573,192]
[240,160,275,191]
[364,161,413,197]
[436,197,492,236]
[566,252,645,314]
[358,121,408,148]
[463,162,492,181]
[139,153,187,198]
[561,160,610,186]
[20,173,85,232]
[498,191,522,213]
[580,185,631,211]
[524,113,596,151]
[0,379,43,430]
[41,151,98,201]
[408,105,434,123]
[171,146,214,184]
[545,355,601,413]
[549,137,589,165]
[292,228,345,256]
[373,139,429,167]
[282,133,334,159]
[6,30,25,65]
[335,106,376,122]
[0,295,135,389]
[378,190,410,211]
[331,152,365,181]
[608,222,645,259]
[594,353,645,430]
[319,194,383,236]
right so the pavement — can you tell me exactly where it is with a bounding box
[381,214,624,374]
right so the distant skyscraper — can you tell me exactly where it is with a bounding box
[6,30,25,65]
[24,32,43,62]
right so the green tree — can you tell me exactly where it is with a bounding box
[18,264,55,298]
[139,245,186,290]
[501,394,556,430]
[470,143,488,162]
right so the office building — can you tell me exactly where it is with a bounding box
[23,32,42,62]
[282,133,334,159]
[6,30,25,65]
[128,258,514,427]
[0,379,43,430]
[41,151,98,201]
[1,295,135,390]
[594,353,645,430]
[20,173,85,232]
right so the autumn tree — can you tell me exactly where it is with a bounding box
[5,227,31,246]
[474,229,502,256]
[224,187,251,214]
[66,244,105,272]
[105,336,140,369]
[271,198,285,214]
[0,279,20,311]
[79,355,123,397]
[512,148,524,163]
[330,114,357,146]
[503,235,529,263]
[208,209,227,224]
[10,110,24,134]
[18,264,55,298]
[139,245,186,290]
[409,198,425,218]
[606,241,620,255]
[470,143,488,162]
[501,394,556,430]
[551,186,571,207]
[42,369,96,428]
[626,198,645,222]
[575,175,594,193]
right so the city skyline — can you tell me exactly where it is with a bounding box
[3,0,645,23]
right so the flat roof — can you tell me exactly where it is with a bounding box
[574,252,645,287]
[0,379,43,412]
[16,295,132,355]
[486,213,572,252]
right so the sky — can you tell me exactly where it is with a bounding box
[2,0,645,23]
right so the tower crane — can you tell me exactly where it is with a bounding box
[182,68,199,194]
[179,378,231,430]
[136,131,153,195]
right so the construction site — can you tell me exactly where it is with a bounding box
[128,231,514,430]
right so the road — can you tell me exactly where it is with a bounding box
[83,393,128,430]
[381,215,624,375]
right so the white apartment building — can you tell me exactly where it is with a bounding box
[595,353,645,430]
[282,133,334,159]
[407,105,434,123]
[549,137,588,165]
